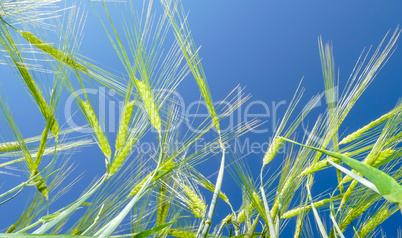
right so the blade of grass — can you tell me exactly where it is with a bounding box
[96,138,164,238]
[244,215,259,238]
[306,177,328,238]
[282,137,402,211]
[32,174,107,234]
[260,186,278,238]
[198,148,226,238]
[327,160,380,194]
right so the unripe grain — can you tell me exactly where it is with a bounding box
[115,101,134,152]
[82,100,111,159]
[340,111,393,145]
[167,229,195,238]
[18,30,88,72]
[136,80,161,132]
[127,159,175,197]
[358,208,390,237]
[183,185,206,218]
[263,137,283,166]
[0,142,20,153]
[108,138,136,178]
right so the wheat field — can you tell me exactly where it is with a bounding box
[0,0,401,237]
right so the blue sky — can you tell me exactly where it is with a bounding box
[176,2,402,235]
[1,0,402,236]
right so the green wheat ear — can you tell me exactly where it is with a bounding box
[16,29,88,72]
[81,100,111,160]
[135,79,162,132]
[115,100,134,152]
[0,23,59,138]
[281,137,402,208]
[160,0,221,136]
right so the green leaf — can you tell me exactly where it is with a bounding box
[244,215,259,238]
[327,160,380,194]
[306,176,329,238]
[281,137,402,209]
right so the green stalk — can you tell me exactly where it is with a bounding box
[195,215,206,238]
[306,184,329,238]
[96,182,152,238]
[198,147,226,238]
[32,175,107,234]
[81,204,104,235]
[96,138,163,238]
[244,215,259,238]
[330,214,345,238]
[259,186,277,238]
[213,222,226,238]
[0,173,40,202]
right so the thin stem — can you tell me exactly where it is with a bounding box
[214,221,226,238]
[198,146,226,238]
[32,174,107,234]
[0,173,39,201]
[17,220,44,233]
[81,204,105,235]
[96,135,163,238]
[260,186,278,238]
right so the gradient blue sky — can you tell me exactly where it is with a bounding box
[173,2,402,236]
[1,0,402,236]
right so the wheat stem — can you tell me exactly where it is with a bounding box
[198,148,226,238]
[33,174,107,234]
[97,139,164,238]
[260,186,278,238]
